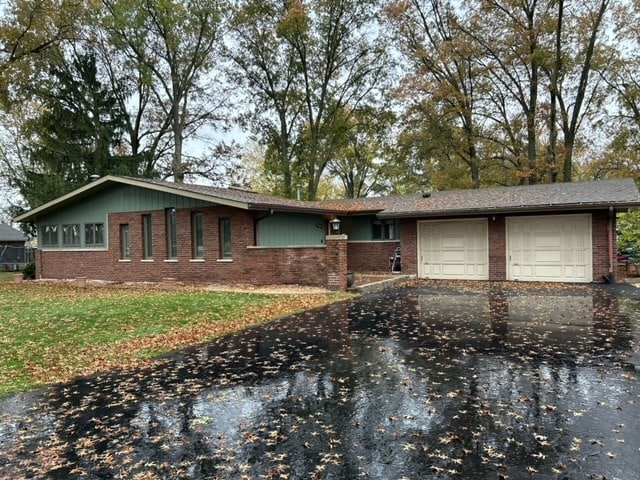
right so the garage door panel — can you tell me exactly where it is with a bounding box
[534,250,562,263]
[442,251,465,262]
[507,215,592,283]
[534,234,561,248]
[419,220,488,280]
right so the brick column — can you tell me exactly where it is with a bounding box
[326,234,348,291]
[488,215,506,281]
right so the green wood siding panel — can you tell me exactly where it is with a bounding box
[40,184,215,225]
[341,216,400,241]
[257,213,326,246]
[341,216,375,241]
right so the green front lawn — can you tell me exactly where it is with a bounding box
[0,271,18,283]
[0,282,346,397]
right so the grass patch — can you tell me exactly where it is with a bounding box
[0,271,18,283]
[0,282,348,397]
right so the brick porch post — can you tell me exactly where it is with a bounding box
[325,234,348,291]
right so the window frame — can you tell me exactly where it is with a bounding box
[84,223,105,247]
[166,208,178,259]
[192,211,204,259]
[62,223,81,247]
[142,214,153,259]
[120,224,131,260]
[372,219,396,240]
[41,225,59,247]
[219,218,232,259]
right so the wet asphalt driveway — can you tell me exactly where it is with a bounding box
[1,282,639,480]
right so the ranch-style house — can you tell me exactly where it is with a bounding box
[14,176,640,290]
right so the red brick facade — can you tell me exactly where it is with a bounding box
[326,235,348,290]
[400,220,418,275]
[488,216,506,281]
[591,210,614,281]
[35,207,617,288]
[36,206,341,288]
[346,240,400,272]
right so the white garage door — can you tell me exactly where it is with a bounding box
[507,214,592,283]
[418,219,488,280]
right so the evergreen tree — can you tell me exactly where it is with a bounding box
[17,53,141,207]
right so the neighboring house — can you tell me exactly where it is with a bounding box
[14,176,640,289]
[0,223,27,271]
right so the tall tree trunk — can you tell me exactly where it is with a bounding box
[279,112,292,198]
[547,0,562,183]
[463,108,480,189]
[562,0,609,182]
[525,3,538,185]
[172,91,184,183]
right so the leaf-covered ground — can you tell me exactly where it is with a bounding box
[0,271,17,283]
[0,282,347,396]
[1,281,639,479]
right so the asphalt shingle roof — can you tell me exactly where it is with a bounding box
[134,177,335,212]
[13,176,640,223]
[0,224,27,242]
[371,178,640,218]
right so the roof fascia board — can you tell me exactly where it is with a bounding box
[14,175,116,222]
[248,203,373,215]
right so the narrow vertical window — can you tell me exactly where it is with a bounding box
[192,212,204,259]
[166,208,177,259]
[219,218,232,259]
[120,224,130,260]
[142,214,153,259]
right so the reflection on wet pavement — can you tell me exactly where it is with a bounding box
[1,283,639,479]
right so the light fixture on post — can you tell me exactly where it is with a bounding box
[329,218,341,234]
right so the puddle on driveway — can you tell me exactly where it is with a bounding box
[1,283,639,479]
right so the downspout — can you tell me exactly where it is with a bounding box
[607,206,614,282]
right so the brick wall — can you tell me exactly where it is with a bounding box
[400,220,418,275]
[35,207,617,287]
[346,241,400,272]
[591,210,613,281]
[326,235,348,290]
[488,216,506,281]
[37,205,331,288]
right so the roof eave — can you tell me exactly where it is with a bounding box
[376,202,640,219]
[14,175,115,223]
[248,203,352,215]
[13,175,251,223]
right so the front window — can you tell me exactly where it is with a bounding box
[120,224,130,260]
[62,224,81,246]
[166,208,177,259]
[372,219,396,240]
[142,214,153,259]
[219,218,232,259]
[85,223,104,246]
[42,225,59,247]
[192,212,204,259]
